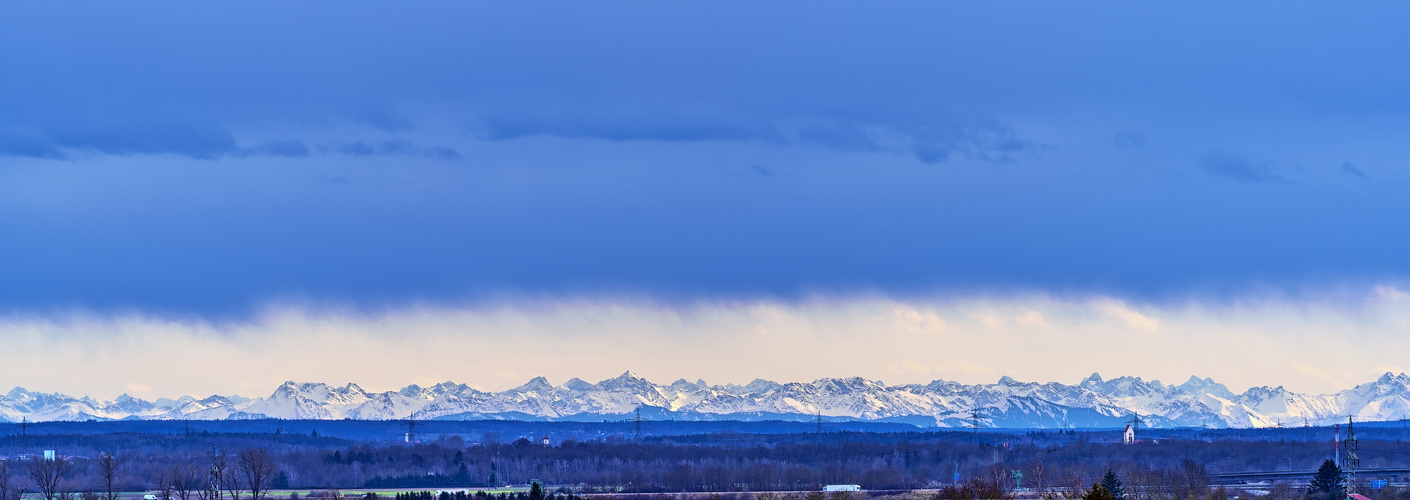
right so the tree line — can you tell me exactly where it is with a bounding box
[4,428,1408,497]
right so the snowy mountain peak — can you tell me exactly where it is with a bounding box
[1178,376,1237,399]
[8,373,1410,429]
[6,387,40,401]
[619,370,641,380]
[562,378,594,392]
[513,377,554,394]
[1375,372,1410,386]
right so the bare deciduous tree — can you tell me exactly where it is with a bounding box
[97,453,122,500]
[160,468,179,500]
[192,463,214,500]
[219,451,245,500]
[0,462,14,500]
[0,461,29,500]
[28,456,75,500]
[173,465,197,500]
[237,448,276,500]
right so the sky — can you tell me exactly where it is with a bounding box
[2,1,1410,399]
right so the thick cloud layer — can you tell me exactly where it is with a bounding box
[1,1,1408,315]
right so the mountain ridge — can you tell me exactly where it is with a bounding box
[4,372,1409,428]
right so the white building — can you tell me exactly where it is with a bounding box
[824,485,862,492]
[1122,424,1135,444]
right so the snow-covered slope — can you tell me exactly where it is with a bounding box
[7,372,1410,428]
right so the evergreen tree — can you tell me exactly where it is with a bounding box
[1308,460,1344,500]
[528,482,543,500]
[1082,483,1115,500]
[455,463,471,486]
[274,471,290,489]
[1101,470,1125,500]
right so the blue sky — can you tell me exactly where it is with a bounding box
[3,2,1410,396]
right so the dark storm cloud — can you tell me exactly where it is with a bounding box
[237,140,312,158]
[793,120,1044,164]
[0,126,64,159]
[471,105,788,144]
[748,165,774,177]
[0,119,238,160]
[1202,153,1293,184]
[336,140,464,162]
[1113,132,1148,150]
[351,110,417,133]
[1341,162,1369,179]
[2,1,1410,315]
[474,107,1045,164]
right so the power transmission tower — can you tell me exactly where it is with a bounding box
[1127,411,1144,439]
[815,411,825,435]
[18,417,28,438]
[1344,416,1359,494]
[968,410,986,445]
[628,406,649,441]
[209,446,222,500]
[402,412,421,443]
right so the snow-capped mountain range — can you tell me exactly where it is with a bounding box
[7,371,1410,429]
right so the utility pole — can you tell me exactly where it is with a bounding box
[1345,416,1359,494]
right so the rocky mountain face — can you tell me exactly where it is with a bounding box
[6,371,1410,428]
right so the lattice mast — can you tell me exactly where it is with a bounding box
[1344,416,1359,494]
